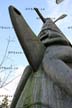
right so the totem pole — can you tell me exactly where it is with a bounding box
[9,6,72,108]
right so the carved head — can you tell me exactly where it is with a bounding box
[38,18,70,47]
[38,18,71,47]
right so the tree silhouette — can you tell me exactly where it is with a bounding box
[1,96,8,108]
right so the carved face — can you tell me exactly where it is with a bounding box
[38,18,71,47]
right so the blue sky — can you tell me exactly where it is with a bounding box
[0,0,72,103]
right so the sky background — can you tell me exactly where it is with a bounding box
[0,0,72,104]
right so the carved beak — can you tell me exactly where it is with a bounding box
[9,6,45,71]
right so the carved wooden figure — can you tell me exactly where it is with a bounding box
[9,6,72,108]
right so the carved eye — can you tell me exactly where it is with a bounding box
[66,63,72,69]
[63,60,72,69]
